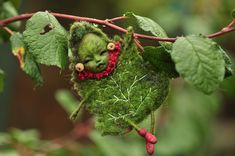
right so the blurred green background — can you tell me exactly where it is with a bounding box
[0,0,235,156]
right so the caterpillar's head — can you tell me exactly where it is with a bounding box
[69,22,111,73]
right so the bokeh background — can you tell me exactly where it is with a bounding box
[0,0,235,156]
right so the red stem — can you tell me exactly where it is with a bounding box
[107,16,127,22]
[208,27,235,38]
[0,12,235,43]
[227,19,235,28]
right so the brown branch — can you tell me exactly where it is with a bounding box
[0,12,235,43]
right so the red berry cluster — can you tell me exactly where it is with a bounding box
[138,128,157,155]
[77,42,121,80]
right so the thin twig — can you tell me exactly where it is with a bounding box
[106,16,127,23]
[2,26,13,35]
[134,38,144,51]
[208,27,235,38]
[227,19,235,28]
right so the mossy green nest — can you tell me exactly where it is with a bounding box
[69,22,170,135]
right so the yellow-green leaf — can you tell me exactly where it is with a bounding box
[10,32,43,86]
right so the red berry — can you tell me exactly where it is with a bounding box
[138,128,147,137]
[146,141,154,155]
[145,132,157,144]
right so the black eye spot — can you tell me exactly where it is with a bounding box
[100,50,107,55]
[84,59,91,64]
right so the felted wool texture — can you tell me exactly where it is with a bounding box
[70,22,170,135]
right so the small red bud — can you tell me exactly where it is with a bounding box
[138,128,147,137]
[146,141,155,155]
[145,132,157,144]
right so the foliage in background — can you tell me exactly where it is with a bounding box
[0,0,21,42]
[0,85,222,156]
[55,87,221,156]
[0,69,4,93]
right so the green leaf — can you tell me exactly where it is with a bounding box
[0,69,5,93]
[157,86,220,156]
[125,12,172,50]
[23,11,68,69]
[90,131,145,156]
[232,9,235,19]
[0,1,20,29]
[9,128,40,150]
[0,1,21,42]
[171,35,225,94]
[10,32,43,86]
[55,90,78,115]
[143,46,179,78]
[219,47,233,78]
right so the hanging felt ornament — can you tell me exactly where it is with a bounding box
[69,22,170,155]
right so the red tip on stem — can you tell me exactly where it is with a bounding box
[146,141,155,155]
[138,128,147,137]
[145,132,157,144]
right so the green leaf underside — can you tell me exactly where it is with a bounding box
[10,32,43,86]
[171,35,225,94]
[143,46,179,78]
[23,11,68,69]
[0,69,4,93]
[125,12,172,50]
[219,46,233,78]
